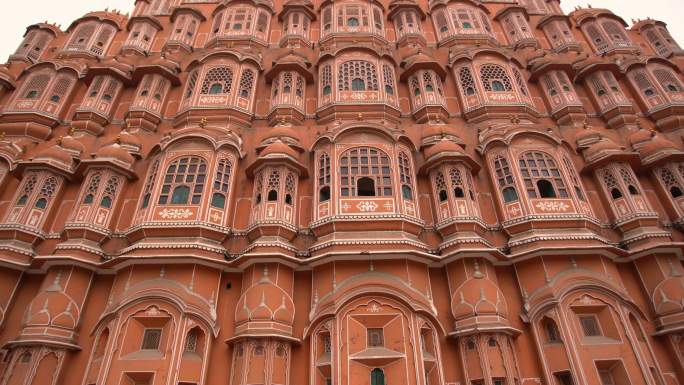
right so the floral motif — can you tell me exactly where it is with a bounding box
[158,208,194,219]
[535,201,570,212]
[357,201,379,212]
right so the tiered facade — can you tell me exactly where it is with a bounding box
[1,0,684,385]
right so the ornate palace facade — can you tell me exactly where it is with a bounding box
[0,0,684,385]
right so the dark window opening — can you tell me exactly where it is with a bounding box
[537,179,557,198]
[491,80,505,91]
[503,187,518,203]
[357,177,376,197]
[402,185,413,200]
[285,194,293,205]
[84,194,94,204]
[35,198,47,209]
[211,192,226,209]
[454,187,465,198]
[319,186,331,202]
[438,190,448,202]
[268,190,278,201]
[100,196,112,208]
[610,188,623,199]
[171,185,190,204]
[352,78,365,91]
[628,185,639,195]
[209,83,223,94]
[671,186,683,198]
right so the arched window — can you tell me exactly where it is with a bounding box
[435,171,448,202]
[562,156,586,201]
[159,156,207,205]
[184,70,199,102]
[383,65,395,95]
[398,152,413,200]
[340,147,392,197]
[238,69,255,98]
[519,152,568,199]
[653,68,683,93]
[601,168,623,200]
[371,368,385,385]
[658,167,684,198]
[338,61,378,91]
[632,70,657,98]
[543,318,561,343]
[450,168,466,198]
[285,173,296,205]
[494,155,518,202]
[20,74,50,100]
[212,158,233,209]
[141,159,160,209]
[267,169,280,201]
[619,166,640,195]
[602,21,629,42]
[318,153,331,202]
[200,67,234,95]
[101,176,120,208]
[83,173,101,204]
[480,64,513,92]
[321,65,332,96]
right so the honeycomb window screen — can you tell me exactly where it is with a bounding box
[321,65,332,95]
[602,21,629,42]
[619,165,640,195]
[238,69,255,98]
[519,152,568,199]
[434,10,450,36]
[382,65,395,95]
[185,70,199,100]
[339,147,392,197]
[601,168,624,200]
[16,174,38,206]
[450,167,466,198]
[200,67,234,95]
[83,172,102,204]
[458,66,477,96]
[67,23,95,50]
[285,173,296,205]
[159,156,207,205]
[653,68,683,93]
[435,171,447,202]
[632,70,657,97]
[20,73,50,100]
[513,68,529,96]
[338,61,379,92]
[479,64,513,92]
[267,169,281,201]
[101,176,120,208]
[658,166,684,198]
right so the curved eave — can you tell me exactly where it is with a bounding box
[581,151,641,172]
[66,14,124,32]
[493,6,529,22]
[170,7,207,23]
[387,2,426,20]
[571,9,629,27]
[529,61,575,82]
[573,61,622,81]
[127,15,164,31]
[418,152,481,174]
[400,59,448,81]
[317,45,397,67]
[77,158,138,180]
[84,63,134,85]
[246,154,309,177]
[132,63,182,86]
[279,4,317,21]
[24,23,63,37]
[14,159,76,179]
[265,61,314,82]
[536,14,570,29]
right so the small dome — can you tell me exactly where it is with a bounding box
[640,134,679,158]
[34,145,74,170]
[265,126,301,142]
[584,138,623,159]
[95,143,135,168]
[628,128,653,149]
[451,277,508,321]
[260,140,300,160]
[423,138,466,160]
[60,135,85,156]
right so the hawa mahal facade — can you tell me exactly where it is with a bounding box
[2,0,684,385]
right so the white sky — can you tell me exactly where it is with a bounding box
[0,0,680,59]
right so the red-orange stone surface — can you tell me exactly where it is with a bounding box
[1,1,684,385]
